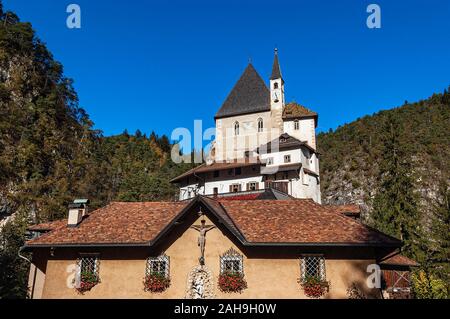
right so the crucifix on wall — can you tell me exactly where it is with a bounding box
[190,209,215,265]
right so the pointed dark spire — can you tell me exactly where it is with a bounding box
[270,48,283,81]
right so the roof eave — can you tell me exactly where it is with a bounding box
[214,107,271,120]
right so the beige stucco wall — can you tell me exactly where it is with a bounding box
[34,214,382,299]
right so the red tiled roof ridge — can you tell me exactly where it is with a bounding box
[25,196,401,247]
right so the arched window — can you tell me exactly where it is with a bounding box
[234,122,239,136]
[294,120,299,130]
[257,118,263,132]
[274,82,279,89]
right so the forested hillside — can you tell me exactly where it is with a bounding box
[318,91,450,296]
[318,93,449,208]
[0,3,192,298]
[0,2,448,299]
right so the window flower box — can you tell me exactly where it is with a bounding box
[144,273,171,293]
[76,271,100,294]
[218,271,247,293]
[299,275,330,298]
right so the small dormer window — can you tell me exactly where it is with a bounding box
[234,122,239,136]
[274,82,279,89]
[294,120,299,130]
[257,118,263,132]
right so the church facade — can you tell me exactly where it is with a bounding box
[172,50,322,203]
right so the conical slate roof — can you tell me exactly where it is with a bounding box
[215,64,270,119]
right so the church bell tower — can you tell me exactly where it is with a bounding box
[270,48,285,131]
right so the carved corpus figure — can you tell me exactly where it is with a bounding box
[190,213,215,265]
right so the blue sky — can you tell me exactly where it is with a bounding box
[4,0,450,138]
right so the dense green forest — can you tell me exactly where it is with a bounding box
[0,2,448,299]
[318,90,450,298]
[0,3,193,298]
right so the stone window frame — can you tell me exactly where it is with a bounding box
[284,154,291,163]
[146,254,170,279]
[234,122,240,136]
[294,120,300,130]
[220,248,244,275]
[300,254,326,281]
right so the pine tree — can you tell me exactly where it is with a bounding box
[428,180,450,286]
[370,113,423,260]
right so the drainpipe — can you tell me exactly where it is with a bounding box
[19,245,35,299]
[18,245,31,263]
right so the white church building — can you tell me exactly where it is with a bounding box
[171,50,322,203]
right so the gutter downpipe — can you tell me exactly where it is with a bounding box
[18,245,31,263]
[18,245,35,299]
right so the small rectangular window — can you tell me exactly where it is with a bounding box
[266,157,274,165]
[220,248,243,274]
[301,255,326,280]
[284,155,291,163]
[294,120,299,130]
[247,182,258,191]
[146,255,170,279]
[76,254,100,288]
[79,255,99,275]
[230,184,240,193]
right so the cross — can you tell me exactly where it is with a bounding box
[190,210,215,265]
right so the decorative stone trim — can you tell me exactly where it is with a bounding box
[185,265,215,299]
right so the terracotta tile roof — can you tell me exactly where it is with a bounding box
[27,219,67,232]
[170,158,261,183]
[219,199,399,245]
[326,204,361,215]
[282,102,318,120]
[26,202,188,246]
[380,254,419,267]
[25,197,400,247]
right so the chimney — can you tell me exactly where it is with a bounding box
[67,199,89,227]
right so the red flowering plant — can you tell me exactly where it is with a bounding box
[76,271,100,294]
[143,273,171,293]
[218,271,248,293]
[298,275,330,298]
